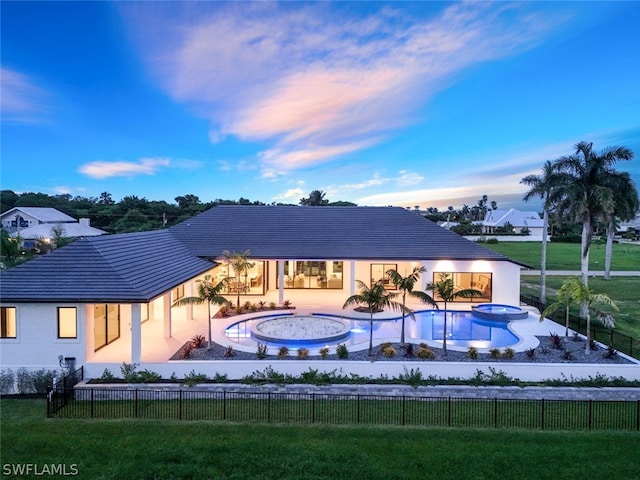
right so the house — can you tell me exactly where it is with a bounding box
[1,207,106,249]
[0,205,528,377]
[481,209,545,240]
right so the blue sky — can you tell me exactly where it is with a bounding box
[2,1,639,211]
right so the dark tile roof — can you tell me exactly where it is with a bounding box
[170,205,518,262]
[1,205,524,304]
[0,229,214,303]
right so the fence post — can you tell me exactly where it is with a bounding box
[448,397,452,427]
[636,400,639,431]
[91,389,94,418]
[494,398,498,428]
[541,399,545,430]
[223,391,226,421]
[357,394,360,423]
[179,390,183,420]
[588,400,593,430]
[312,393,315,424]
[268,392,271,423]
[134,389,139,418]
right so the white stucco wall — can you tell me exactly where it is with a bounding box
[0,303,86,371]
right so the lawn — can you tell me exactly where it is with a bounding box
[3,399,640,480]
[482,241,640,271]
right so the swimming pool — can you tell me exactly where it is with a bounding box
[224,310,520,352]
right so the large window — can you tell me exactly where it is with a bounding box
[279,261,343,289]
[370,264,397,289]
[215,261,266,295]
[432,272,492,303]
[1,307,17,338]
[172,285,185,301]
[94,304,120,351]
[57,307,77,338]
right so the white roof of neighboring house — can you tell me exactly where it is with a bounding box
[1,207,76,223]
[619,213,640,229]
[483,209,544,228]
[11,222,106,239]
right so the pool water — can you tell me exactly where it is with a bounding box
[224,310,520,351]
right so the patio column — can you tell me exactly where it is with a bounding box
[131,303,142,364]
[278,260,284,305]
[163,293,172,338]
[349,261,356,295]
[186,281,194,320]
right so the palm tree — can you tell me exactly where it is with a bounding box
[426,273,482,355]
[521,160,559,304]
[386,266,437,344]
[602,172,639,280]
[343,280,405,355]
[539,281,579,338]
[549,277,618,354]
[172,275,230,349]
[552,142,633,315]
[222,249,254,308]
[300,190,329,206]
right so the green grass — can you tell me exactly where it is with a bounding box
[522,275,640,340]
[3,399,640,480]
[482,241,640,270]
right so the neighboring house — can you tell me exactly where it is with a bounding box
[481,209,545,240]
[0,206,528,376]
[1,207,106,249]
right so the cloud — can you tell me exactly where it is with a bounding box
[397,170,424,187]
[0,68,50,123]
[272,188,305,202]
[78,157,170,179]
[123,2,570,176]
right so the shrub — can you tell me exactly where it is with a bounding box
[31,369,57,393]
[178,343,194,360]
[211,372,228,383]
[120,362,139,382]
[562,350,574,361]
[268,302,277,310]
[277,346,289,359]
[256,343,268,359]
[258,301,266,309]
[223,345,236,358]
[382,345,397,358]
[589,339,599,351]
[319,347,330,359]
[16,368,34,394]
[336,344,349,359]
[603,345,617,359]
[379,342,392,354]
[489,348,501,359]
[0,369,15,394]
[191,334,206,348]
[249,303,258,312]
[417,343,435,359]
[297,348,309,359]
[219,305,229,316]
[234,306,243,314]
[283,300,292,309]
[502,348,515,359]
[486,237,499,244]
[549,332,564,350]
[525,348,536,359]
[467,346,479,360]
[183,370,208,387]
[136,369,162,383]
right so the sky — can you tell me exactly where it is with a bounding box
[2,1,639,211]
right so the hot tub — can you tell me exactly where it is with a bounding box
[471,304,529,321]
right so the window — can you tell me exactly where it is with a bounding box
[431,272,492,303]
[172,285,185,301]
[57,307,77,338]
[278,261,343,289]
[94,304,120,351]
[141,303,149,324]
[1,307,17,338]
[370,264,397,289]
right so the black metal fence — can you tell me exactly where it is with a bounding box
[46,366,84,416]
[521,294,640,360]
[47,387,640,431]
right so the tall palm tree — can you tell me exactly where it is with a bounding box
[343,280,405,355]
[552,142,633,315]
[539,281,579,338]
[521,160,559,304]
[551,277,618,354]
[172,275,230,349]
[602,172,639,280]
[386,266,437,344]
[222,249,254,308]
[426,273,482,355]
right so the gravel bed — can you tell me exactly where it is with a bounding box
[174,335,634,364]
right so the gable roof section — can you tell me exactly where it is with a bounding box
[170,205,520,262]
[483,209,543,228]
[12,222,107,239]
[0,230,214,303]
[1,207,76,223]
